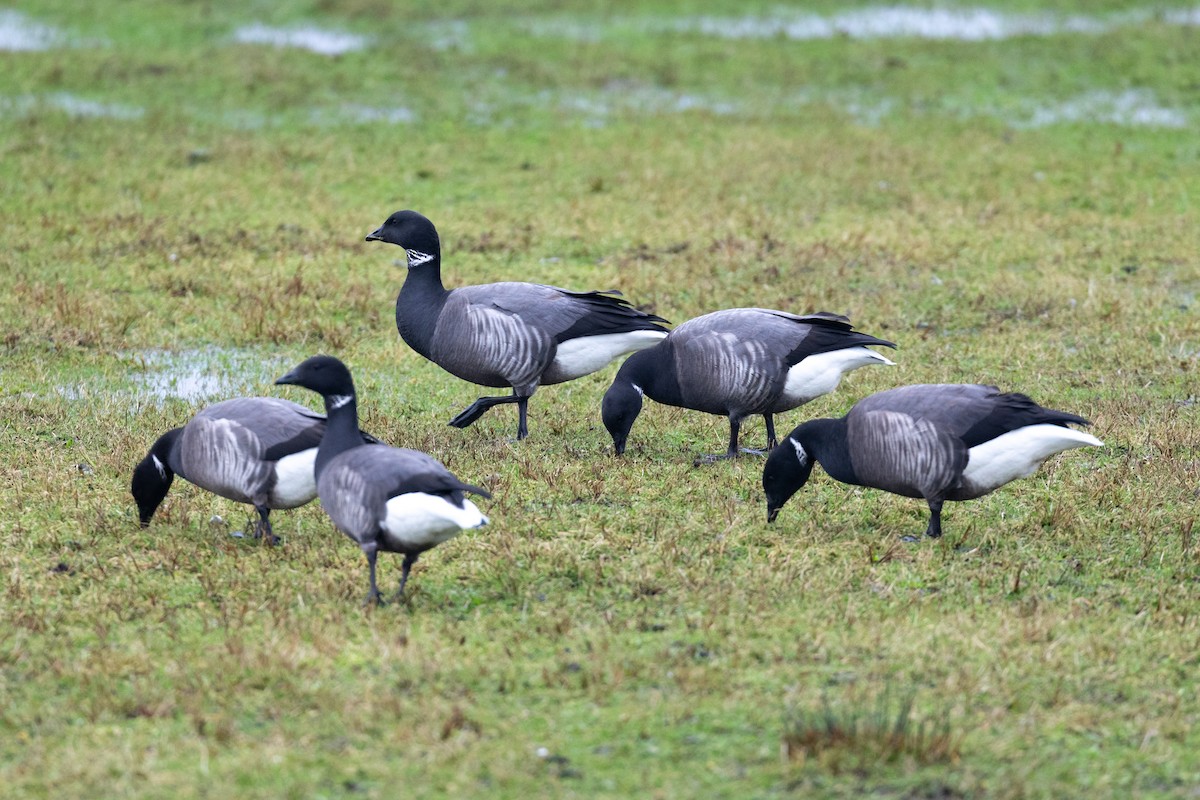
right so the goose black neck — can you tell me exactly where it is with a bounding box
[154,427,184,476]
[315,393,363,478]
[619,346,682,406]
[395,258,450,360]
[794,418,858,485]
[132,428,183,526]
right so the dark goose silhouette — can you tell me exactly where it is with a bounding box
[762,383,1102,538]
[275,355,490,604]
[131,397,377,542]
[602,308,895,461]
[366,210,670,440]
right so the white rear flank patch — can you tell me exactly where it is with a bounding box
[270,448,319,508]
[782,347,894,404]
[552,330,667,380]
[962,424,1102,494]
[380,493,488,551]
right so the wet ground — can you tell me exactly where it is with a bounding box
[2,6,1196,129]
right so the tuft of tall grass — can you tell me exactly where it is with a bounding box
[783,689,961,773]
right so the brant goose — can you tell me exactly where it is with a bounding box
[131,397,378,541]
[762,383,1102,538]
[366,210,670,440]
[602,309,895,460]
[275,355,490,604]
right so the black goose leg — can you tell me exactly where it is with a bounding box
[694,417,742,465]
[389,553,420,603]
[924,498,945,539]
[734,415,773,457]
[362,544,383,606]
[448,394,519,428]
[516,396,530,440]
[726,417,741,458]
[449,392,533,439]
[253,504,279,545]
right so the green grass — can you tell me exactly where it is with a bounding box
[2,1,1200,797]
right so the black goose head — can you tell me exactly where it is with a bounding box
[275,355,356,401]
[365,210,440,268]
[762,433,816,523]
[600,350,659,456]
[131,428,181,527]
[601,376,644,457]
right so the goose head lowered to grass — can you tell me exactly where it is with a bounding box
[131,396,379,542]
[762,383,1102,539]
[601,308,895,462]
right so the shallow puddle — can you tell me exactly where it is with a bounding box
[1017,89,1188,129]
[524,6,1200,43]
[318,104,417,125]
[464,82,741,127]
[0,9,65,51]
[562,85,738,118]
[3,92,144,120]
[232,23,368,56]
[54,347,296,407]
[125,347,294,403]
[670,8,1114,41]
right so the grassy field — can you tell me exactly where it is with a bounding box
[2,1,1199,797]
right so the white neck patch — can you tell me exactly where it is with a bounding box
[789,438,808,467]
[152,454,167,480]
[631,383,645,397]
[330,394,354,410]
[406,249,435,267]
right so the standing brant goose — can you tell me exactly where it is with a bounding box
[131,397,379,541]
[601,308,895,461]
[365,210,671,440]
[762,383,1102,538]
[275,355,490,604]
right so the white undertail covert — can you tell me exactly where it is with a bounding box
[552,330,668,381]
[961,424,1102,494]
[380,493,489,551]
[782,347,895,404]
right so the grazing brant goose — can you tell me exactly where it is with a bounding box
[762,383,1102,538]
[131,397,378,541]
[275,355,490,604]
[601,309,895,461]
[365,210,671,440]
